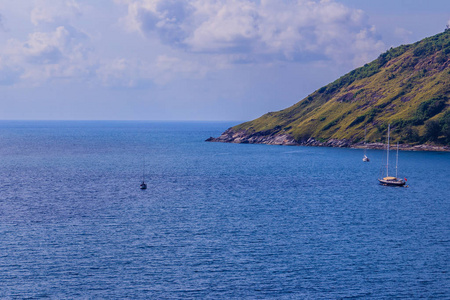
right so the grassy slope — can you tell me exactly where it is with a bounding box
[233,30,450,145]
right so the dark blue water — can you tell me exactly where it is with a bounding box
[0,121,449,299]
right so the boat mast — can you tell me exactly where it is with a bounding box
[386,124,390,177]
[396,142,399,179]
[364,127,367,156]
[142,157,145,182]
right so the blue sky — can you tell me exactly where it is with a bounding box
[0,0,449,121]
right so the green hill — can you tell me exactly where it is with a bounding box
[209,30,450,148]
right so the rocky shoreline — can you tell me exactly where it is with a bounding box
[206,128,450,152]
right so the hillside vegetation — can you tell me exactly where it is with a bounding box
[230,30,450,146]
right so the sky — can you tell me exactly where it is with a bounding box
[0,0,449,121]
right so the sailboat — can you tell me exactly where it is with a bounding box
[363,127,370,162]
[140,158,147,190]
[378,124,406,186]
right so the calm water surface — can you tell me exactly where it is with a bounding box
[0,121,449,298]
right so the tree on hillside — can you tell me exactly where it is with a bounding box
[424,120,441,142]
[440,111,450,144]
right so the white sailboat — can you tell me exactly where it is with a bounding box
[378,124,406,186]
[363,127,370,162]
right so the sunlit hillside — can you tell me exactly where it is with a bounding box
[226,30,450,146]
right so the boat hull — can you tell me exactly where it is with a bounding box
[378,178,405,186]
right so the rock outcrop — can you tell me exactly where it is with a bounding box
[206,128,450,151]
[206,128,298,145]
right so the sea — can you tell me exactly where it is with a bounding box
[0,121,449,299]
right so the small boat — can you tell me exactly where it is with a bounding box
[140,181,147,190]
[378,124,406,187]
[140,158,147,190]
[362,127,370,162]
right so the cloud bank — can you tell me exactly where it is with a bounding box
[120,0,385,65]
[0,0,385,87]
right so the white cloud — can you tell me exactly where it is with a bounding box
[119,0,385,66]
[31,0,82,26]
[23,26,74,64]
[0,1,101,86]
[2,26,93,84]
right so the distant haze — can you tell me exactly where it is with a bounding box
[0,0,449,121]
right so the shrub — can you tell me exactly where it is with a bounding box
[424,120,442,142]
[348,115,366,128]
[415,96,447,121]
[366,108,381,123]
[402,126,420,143]
[413,42,435,57]
[318,87,327,93]
[436,53,447,64]
[440,110,450,144]
[391,119,409,129]
[323,119,338,131]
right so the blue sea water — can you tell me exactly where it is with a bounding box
[0,121,449,299]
